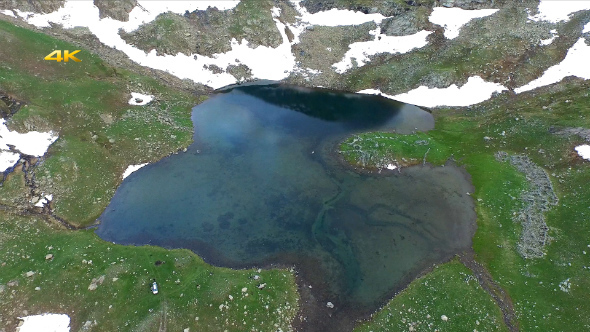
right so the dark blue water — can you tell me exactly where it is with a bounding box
[96,85,475,330]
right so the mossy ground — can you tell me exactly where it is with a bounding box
[0,212,298,331]
[0,19,199,226]
[354,261,508,332]
[0,21,299,331]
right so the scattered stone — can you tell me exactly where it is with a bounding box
[257,283,266,289]
[228,295,233,300]
[253,275,260,280]
[45,254,53,260]
[88,275,106,291]
[7,280,18,287]
[326,302,334,309]
[241,287,247,293]
[496,152,558,258]
[35,287,41,291]
[441,314,448,321]
[25,271,35,277]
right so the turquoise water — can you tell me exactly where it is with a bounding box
[96,85,475,330]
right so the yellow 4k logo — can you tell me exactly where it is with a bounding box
[44,50,81,62]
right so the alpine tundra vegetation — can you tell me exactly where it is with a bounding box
[0,0,590,331]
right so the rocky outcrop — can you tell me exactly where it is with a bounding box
[0,92,24,118]
[93,0,137,22]
[120,0,282,57]
[0,0,64,13]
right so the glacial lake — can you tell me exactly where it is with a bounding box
[96,84,476,330]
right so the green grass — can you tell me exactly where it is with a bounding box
[0,20,200,226]
[354,260,508,332]
[0,211,299,331]
[342,79,590,331]
[0,19,300,331]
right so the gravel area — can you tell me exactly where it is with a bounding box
[496,151,558,259]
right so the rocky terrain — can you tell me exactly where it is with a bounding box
[496,151,558,259]
[1,0,590,331]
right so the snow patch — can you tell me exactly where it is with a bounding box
[128,92,154,105]
[429,7,498,40]
[0,151,20,172]
[123,163,148,179]
[515,38,590,93]
[333,28,432,73]
[34,194,53,208]
[0,119,58,156]
[386,164,397,170]
[361,76,507,107]
[1,9,16,17]
[529,1,590,23]
[17,313,70,332]
[294,5,386,27]
[575,145,590,161]
[540,29,558,46]
[357,88,397,100]
[584,21,590,34]
[13,1,297,89]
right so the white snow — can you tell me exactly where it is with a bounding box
[540,29,558,46]
[529,1,590,23]
[429,7,498,40]
[583,21,590,34]
[294,5,386,27]
[34,194,53,207]
[13,1,282,89]
[575,145,590,161]
[17,313,70,332]
[357,88,397,100]
[332,29,432,73]
[360,76,507,107]
[515,38,590,93]
[122,163,148,179]
[128,92,154,105]
[1,9,16,17]
[0,119,58,156]
[0,151,20,172]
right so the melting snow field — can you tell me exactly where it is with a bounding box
[332,30,432,73]
[0,150,20,172]
[123,163,149,179]
[2,0,589,105]
[576,145,590,161]
[0,119,58,157]
[17,314,70,332]
[429,7,498,39]
[515,38,590,93]
[359,76,507,108]
[529,0,590,23]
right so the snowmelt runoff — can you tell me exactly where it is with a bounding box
[2,0,590,107]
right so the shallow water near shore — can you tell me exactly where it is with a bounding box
[96,84,475,330]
